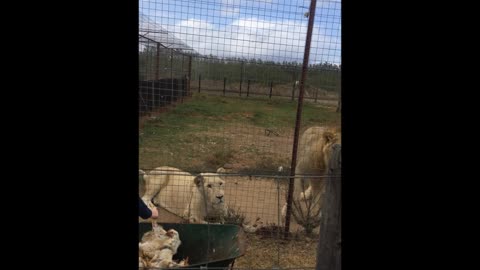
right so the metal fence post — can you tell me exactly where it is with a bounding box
[285,0,318,238]
[239,62,244,96]
[223,77,226,96]
[269,81,273,99]
[198,74,201,93]
[292,81,296,101]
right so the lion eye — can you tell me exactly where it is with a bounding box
[219,182,223,186]
[207,184,212,188]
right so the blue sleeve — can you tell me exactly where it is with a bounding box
[139,197,152,219]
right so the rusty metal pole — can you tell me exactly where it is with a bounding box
[198,74,201,93]
[223,77,226,96]
[269,81,273,99]
[291,81,296,101]
[284,0,318,238]
[239,61,244,96]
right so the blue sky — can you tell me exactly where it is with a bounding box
[140,0,341,65]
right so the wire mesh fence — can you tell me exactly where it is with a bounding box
[190,57,340,102]
[139,0,341,269]
[139,13,197,121]
[139,169,340,269]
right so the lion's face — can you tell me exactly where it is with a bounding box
[197,173,226,205]
[194,168,227,212]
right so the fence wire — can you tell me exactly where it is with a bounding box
[139,1,341,269]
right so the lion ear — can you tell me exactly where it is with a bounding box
[194,175,204,186]
[323,131,336,143]
[216,167,226,173]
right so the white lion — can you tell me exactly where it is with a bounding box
[281,126,341,226]
[140,166,228,223]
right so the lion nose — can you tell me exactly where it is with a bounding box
[216,195,224,200]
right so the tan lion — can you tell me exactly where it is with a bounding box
[281,126,341,227]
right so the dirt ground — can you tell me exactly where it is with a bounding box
[200,124,295,173]
[192,122,338,173]
[234,233,318,269]
[225,177,320,269]
[225,176,319,268]
[224,175,312,232]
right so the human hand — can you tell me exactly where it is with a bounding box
[150,206,159,219]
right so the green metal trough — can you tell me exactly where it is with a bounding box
[139,223,246,269]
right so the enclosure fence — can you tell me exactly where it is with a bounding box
[139,0,341,269]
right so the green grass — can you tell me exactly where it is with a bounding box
[139,93,340,172]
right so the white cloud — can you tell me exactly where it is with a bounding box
[169,17,340,64]
[221,0,275,4]
[219,0,275,18]
[178,19,214,29]
[231,18,277,29]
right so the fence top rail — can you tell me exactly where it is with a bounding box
[140,170,340,179]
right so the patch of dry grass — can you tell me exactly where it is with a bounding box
[139,93,340,173]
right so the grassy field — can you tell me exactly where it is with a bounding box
[139,93,340,173]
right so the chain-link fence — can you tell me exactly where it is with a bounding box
[139,1,341,269]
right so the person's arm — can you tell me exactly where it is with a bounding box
[139,197,152,219]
